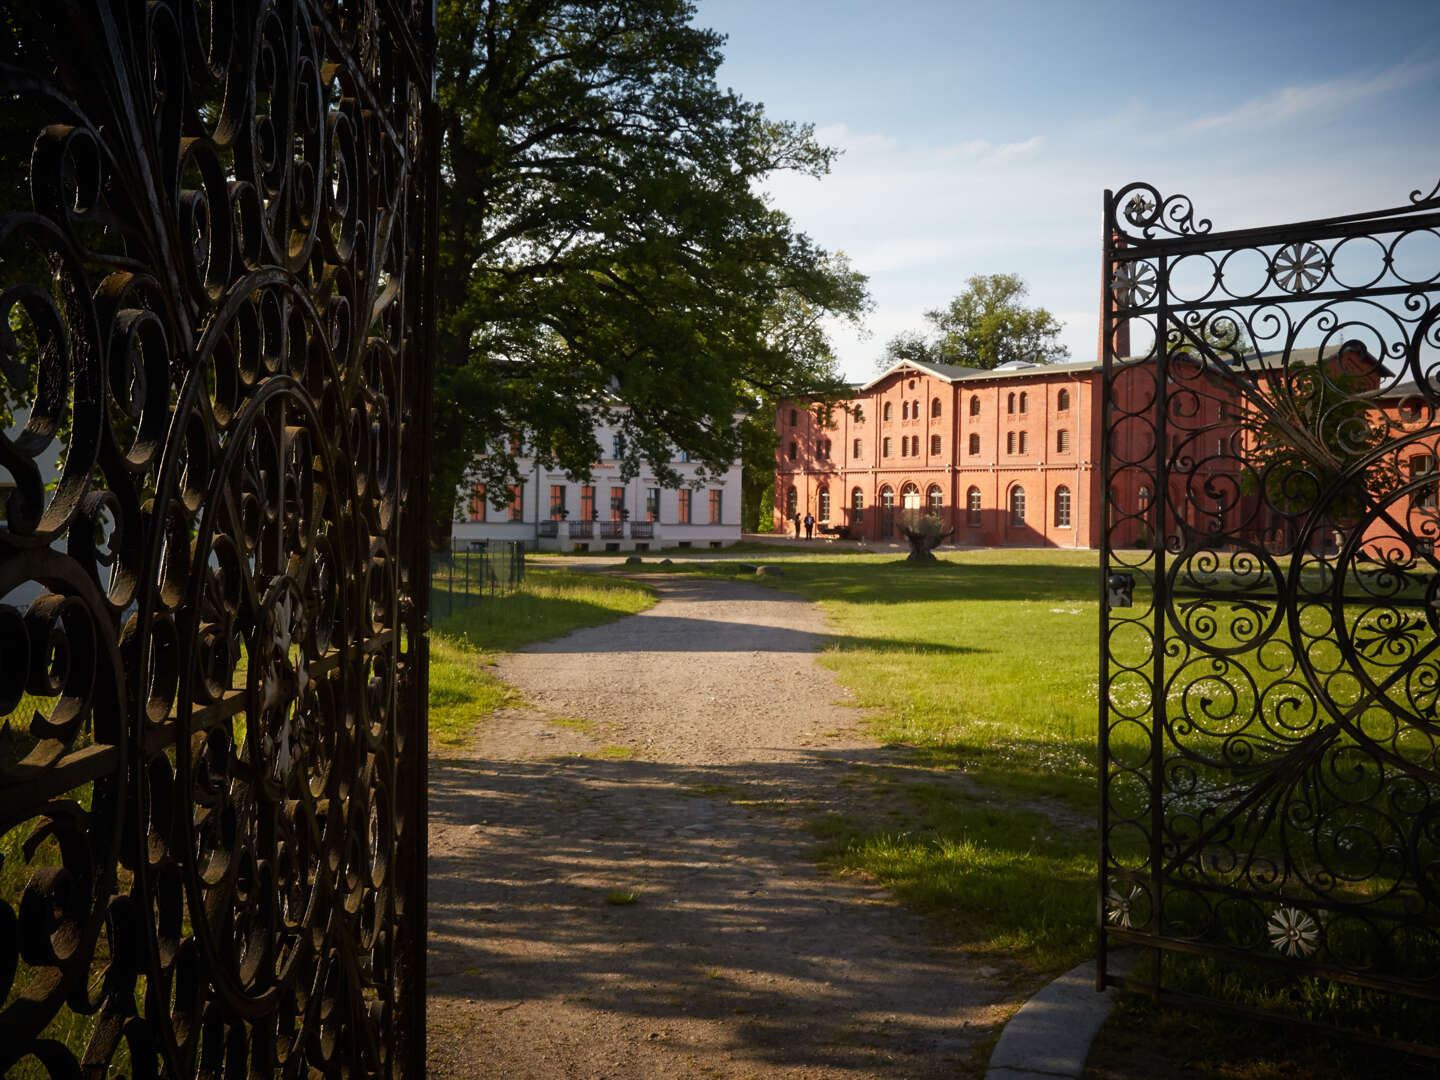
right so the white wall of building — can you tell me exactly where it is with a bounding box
[452,417,743,550]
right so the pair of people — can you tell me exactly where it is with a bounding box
[791,512,815,539]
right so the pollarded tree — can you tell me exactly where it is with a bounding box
[879,273,1068,372]
[434,0,869,539]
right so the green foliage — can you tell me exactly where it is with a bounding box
[432,0,869,535]
[880,273,1068,372]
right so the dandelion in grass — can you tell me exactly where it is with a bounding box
[1267,906,1319,957]
[1105,884,1143,929]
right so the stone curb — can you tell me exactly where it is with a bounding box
[984,951,1138,1080]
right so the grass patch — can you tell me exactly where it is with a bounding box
[429,566,656,749]
[603,888,638,906]
[547,715,595,734]
[595,745,636,760]
[811,780,1093,970]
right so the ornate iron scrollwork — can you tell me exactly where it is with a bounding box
[1100,181,1440,1047]
[0,2,435,1076]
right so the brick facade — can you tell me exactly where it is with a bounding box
[775,359,1107,546]
[776,345,1416,552]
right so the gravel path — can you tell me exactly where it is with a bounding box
[426,575,1016,1078]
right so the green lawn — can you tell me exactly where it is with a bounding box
[623,548,1103,970]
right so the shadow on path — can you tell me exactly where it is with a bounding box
[427,751,1026,1079]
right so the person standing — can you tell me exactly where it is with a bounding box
[792,512,802,538]
[803,511,815,539]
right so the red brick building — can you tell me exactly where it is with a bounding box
[775,343,1413,550]
[775,357,1110,546]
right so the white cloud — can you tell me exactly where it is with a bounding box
[1189,60,1439,132]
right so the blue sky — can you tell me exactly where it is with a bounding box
[696,0,1440,382]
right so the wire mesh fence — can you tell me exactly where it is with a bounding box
[430,538,526,623]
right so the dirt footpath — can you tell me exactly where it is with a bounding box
[426,575,1016,1079]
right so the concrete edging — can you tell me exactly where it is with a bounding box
[984,951,1137,1080]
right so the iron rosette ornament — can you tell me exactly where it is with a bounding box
[0,1,433,1076]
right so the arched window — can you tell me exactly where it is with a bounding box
[1057,388,1070,412]
[900,482,920,512]
[969,395,981,416]
[818,486,831,521]
[851,487,864,513]
[1007,392,1016,414]
[1057,429,1070,453]
[880,486,895,508]
[1007,431,1016,454]
[1138,485,1152,510]
[912,399,920,418]
[1010,486,1027,526]
[912,435,921,455]
[969,433,980,455]
[927,484,944,514]
[883,401,893,421]
[1018,431,1029,454]
[901,400,910,420]
[900,437,909,457]
[967,486,982,526]
[786,486,798,517]
[882,437,892,457]
[931,397,942,418]
[788,441,797,459]
[930,434,941,455]
[1019,391,1028,414]
[1055,485,1071,527]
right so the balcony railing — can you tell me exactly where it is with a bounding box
[537,520,559,537]
[569,520,593,539]
[629,522,654,539]
[600,521,624,539]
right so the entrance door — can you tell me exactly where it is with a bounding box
[880,486,896,537]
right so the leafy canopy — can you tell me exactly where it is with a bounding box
[433,0,868,532]
[879,273,1067,372]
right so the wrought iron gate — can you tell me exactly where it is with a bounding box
[1099,180,1440,1047]
[0,1,436,1076]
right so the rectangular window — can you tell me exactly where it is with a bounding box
[580,485,595,521]
[882,437,892,458]
[679,449,690,463]
[549,485,566,520]
[610,485,625,520]
[709,489,722,525]
[645,487,660,522]
[508,484,524,521]
[1411,455,1437,509]
[612,434,623,458]
[469,485,486,522]
[852,438,862,459]
[677,488,692,524]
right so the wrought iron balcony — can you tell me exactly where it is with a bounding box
[630,522,655,539]
[600,521,624,539]
[569,520,594,539]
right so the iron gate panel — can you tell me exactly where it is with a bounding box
[1100,181,1440,1044]
[0,1,436,1076]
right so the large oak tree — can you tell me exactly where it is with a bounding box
[434,0,868,536]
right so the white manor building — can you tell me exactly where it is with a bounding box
[453,418,744,552]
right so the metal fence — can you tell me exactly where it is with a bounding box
[1100,177,1440,1051]
[430,538,526,623]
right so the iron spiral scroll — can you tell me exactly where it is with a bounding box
[0,1,436,1076]
[1100,180,1440,1047]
